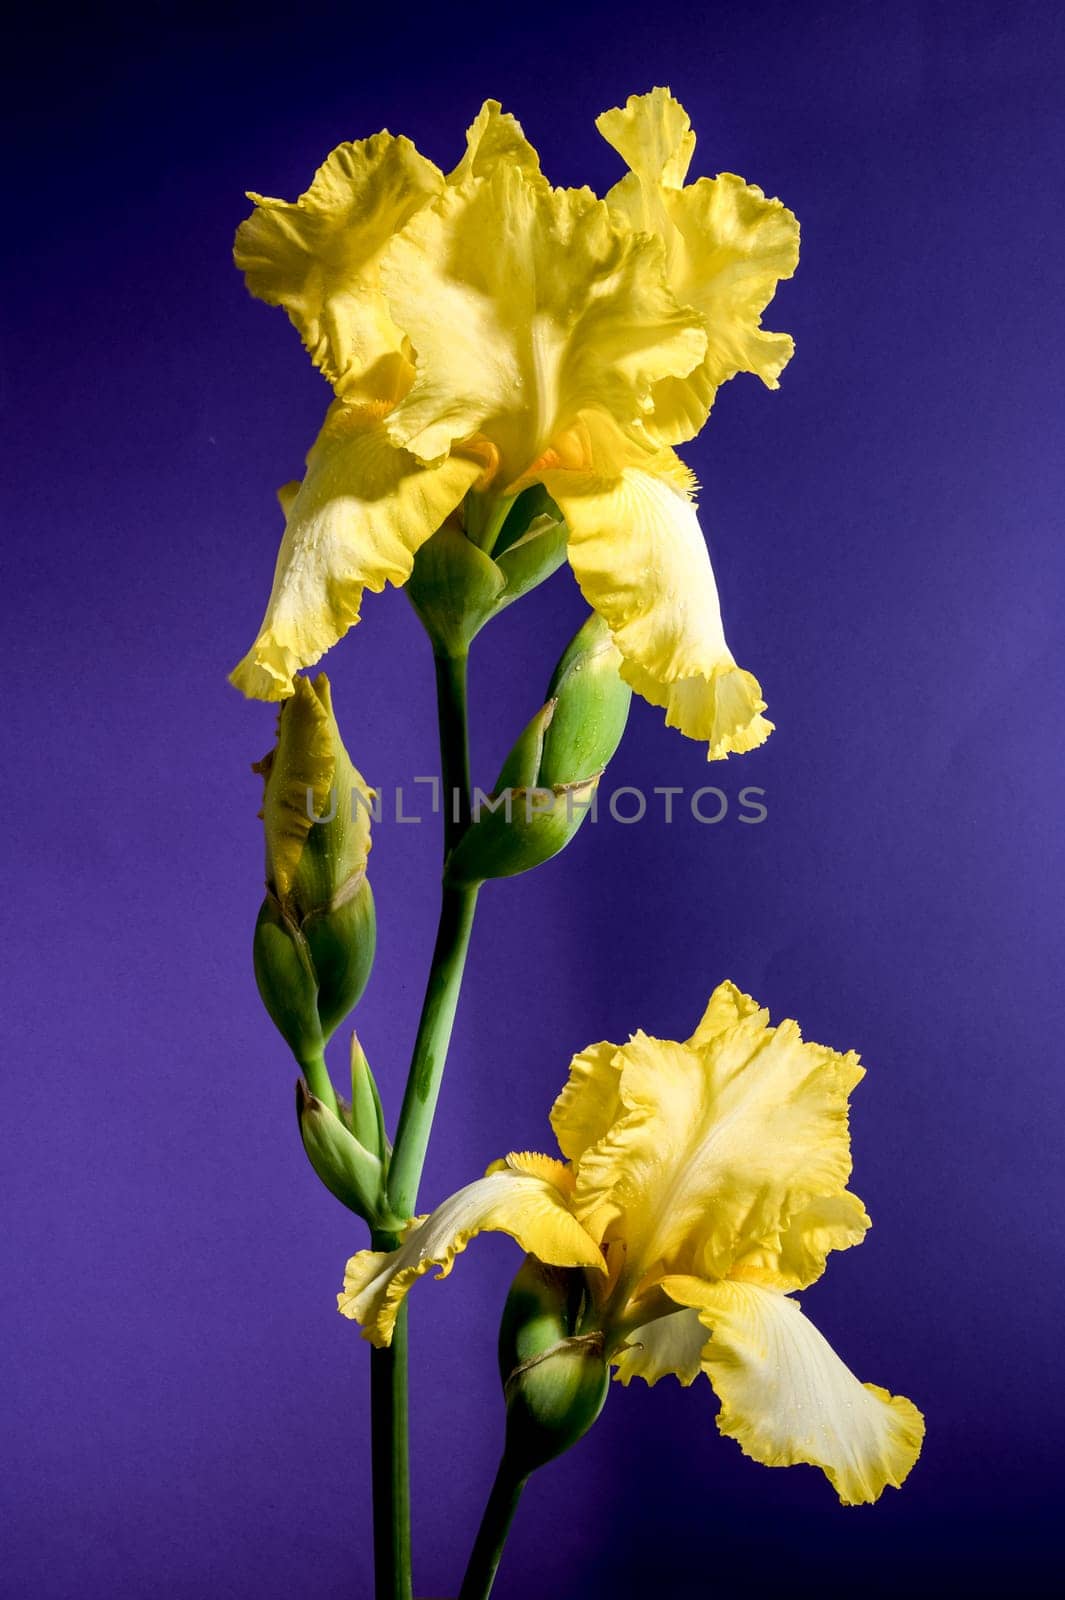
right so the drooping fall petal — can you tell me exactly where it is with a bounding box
[542,468,772,759]
[230,404,484,700]
[662,1276,924,1505]
[338,1153,604,1346]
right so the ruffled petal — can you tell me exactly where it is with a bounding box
[235,134,443,404]
[687,978,763,1048]
[549,1041,624,1163]
[612,1305,709,1388]
[230,405,483,700]
[598,89,798,443]
[662,1277,924,1505]
[730,1191,872,1292]
[597,87,695,192]
[543,467,772,759]
[337,1153,604,1346]
[449,99,543,184]
[380,165,705,477]
[570,1000,865,1285]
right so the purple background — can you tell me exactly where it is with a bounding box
[5,2,1064,1594]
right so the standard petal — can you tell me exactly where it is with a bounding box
[449,99,543,184]
[380,164,705,477]
[612,1306,709,1388]
[544,468,772,759]
[730,1191,872,1292]
[687,979,764,1048]
[230,405,483,700]
[599,90,798,443]
[662,1277,924,1505]
[570,1004,865,1286]
[234,133,443,403]
[337,1153,604,1346]
[549,1041,624,1164]
[596,87,696,191]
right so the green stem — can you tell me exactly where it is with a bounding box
[387,652,479,1219]
[458,1460,528,1600]
[370,648,480,1598]
[299,1050,337,1114]
[370,1274,411,1600]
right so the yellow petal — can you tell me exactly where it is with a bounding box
[230,404,483,700]
[612,1305,709,1388]
[662,1277,924,1505]
[234,133,443,404]
[729,1191,872,1292]
[570,1004,864,1285]
[599,90,798,443]
[543,468,772,759]
[380,165,706,478]
[449,99,543,184]
[337,1153,604,1347]
[549,1042,624,1164]
[596,87,696,191]
[687,978,764,1048]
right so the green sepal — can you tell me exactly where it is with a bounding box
[349,1031,390,1162]
[252,896,324,1065]
[407,523,506,655]
[495,702,553,794]
[492,485,560,557]
[296,1079,390,1223]
[497,1256,609,1476]
[444,773,599,887]
[302,875,377,1041]
[493,490,568,605]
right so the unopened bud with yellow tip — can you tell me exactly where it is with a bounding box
[251,675,376,1100]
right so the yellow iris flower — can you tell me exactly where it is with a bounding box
[338,982,924,1505]
[230,91,798,761]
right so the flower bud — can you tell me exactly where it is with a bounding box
[252,675,376,1064]
[497,1256,609,1475]
[296,1079,386,1222]
[444,613,631,886]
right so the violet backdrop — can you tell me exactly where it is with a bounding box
[4,2,1063,1595]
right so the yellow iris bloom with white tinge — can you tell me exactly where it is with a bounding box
[338,983,924,1505]
[230,92,799,761]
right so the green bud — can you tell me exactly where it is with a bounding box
[497,1256,609,1475]
[252,896,324,1064]
[540,612,633,786]
[252,675,376,1059]
[295,1079,389,1222]
[444,613,631,886]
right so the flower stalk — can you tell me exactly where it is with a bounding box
[369,645,480,1597]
